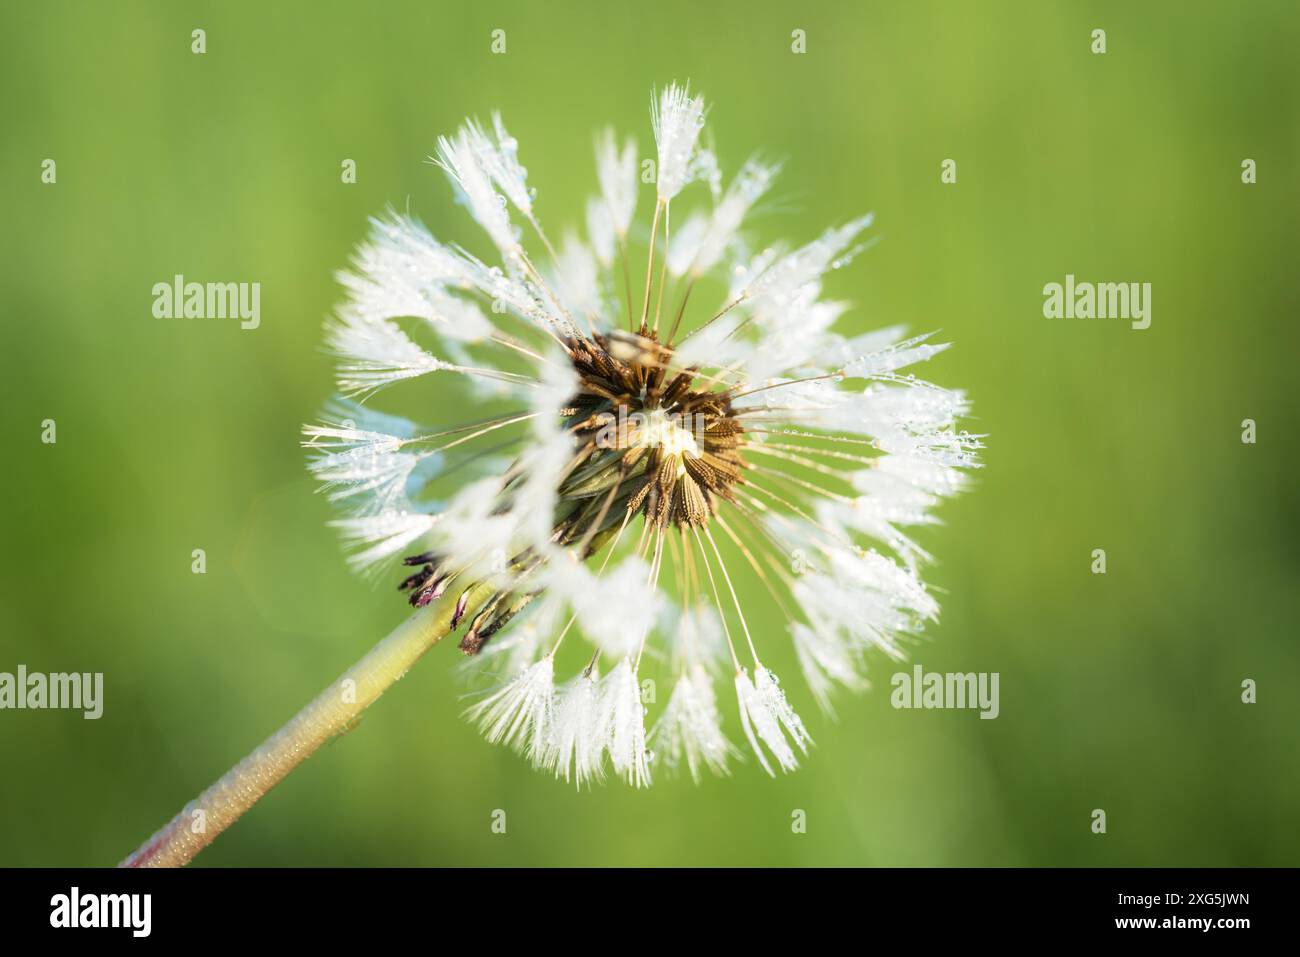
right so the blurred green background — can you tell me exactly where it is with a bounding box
[2,0,1297,867]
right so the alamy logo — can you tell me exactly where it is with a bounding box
[0,665,103,719]
[891,665,1000,719]
[1043,274,1151,330]
[50,887,151,937]
[152,274,260,330]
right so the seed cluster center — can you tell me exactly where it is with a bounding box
[562,331,747,533]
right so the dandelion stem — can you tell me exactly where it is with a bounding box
[118,584,493,868]
[638,200,664,332]
[650,205,671,336]
[617,234,635,330]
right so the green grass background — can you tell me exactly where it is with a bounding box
[2,0,1297,866]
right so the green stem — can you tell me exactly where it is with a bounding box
[119,584,491,868]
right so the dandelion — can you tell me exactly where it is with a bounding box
[122,82,980,866]
[546,667,605,787]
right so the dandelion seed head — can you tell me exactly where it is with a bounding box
[304,84,981,786]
